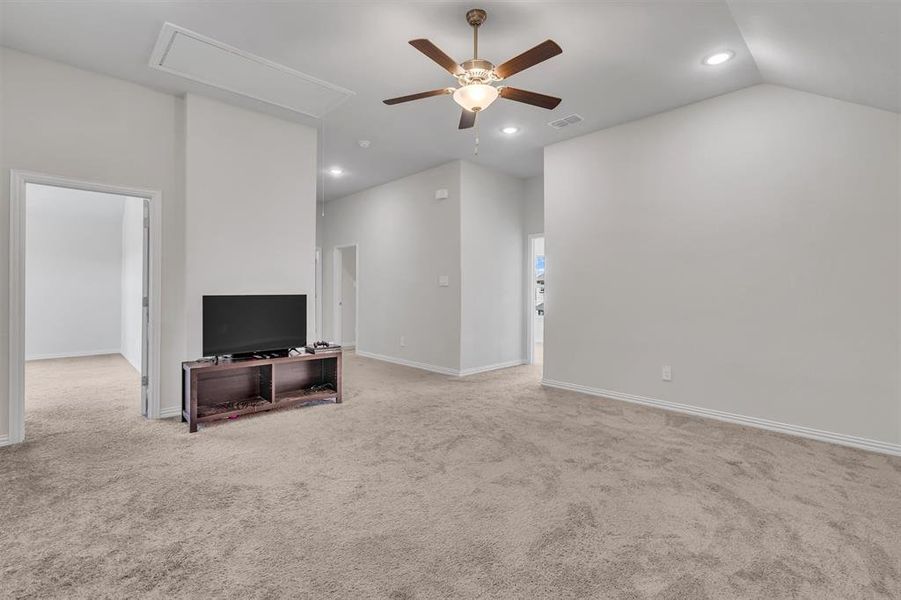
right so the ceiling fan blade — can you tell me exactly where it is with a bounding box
[494,40,562,80]
[459,109,477,129]
[409,39,464,76]
[499,87,562,110]
[383,88,454,105]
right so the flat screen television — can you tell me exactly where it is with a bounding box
[202,294,307,357]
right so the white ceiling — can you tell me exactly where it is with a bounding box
[1,1,898,200]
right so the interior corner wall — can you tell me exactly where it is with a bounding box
[545,83,901,445]
[318,161,463,372]
[184,94,318,359]
[0,47,186,434]
[459,161,526,372]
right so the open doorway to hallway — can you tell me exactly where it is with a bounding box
[333,244,358,348]
[529,235,545,365]
[22,183,149,438]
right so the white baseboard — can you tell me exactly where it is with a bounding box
[158,407,182,419]
[357,351,527,377]
[25,349,121,361]
[542,378,901,457]
[356,350,459,376]
[459,359,527,377]
[0,434,10,448]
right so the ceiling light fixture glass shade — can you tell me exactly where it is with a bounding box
[453,84,499,112]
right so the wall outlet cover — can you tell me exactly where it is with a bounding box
[662,365,672,382]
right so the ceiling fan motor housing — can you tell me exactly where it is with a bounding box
[459,59,497,85]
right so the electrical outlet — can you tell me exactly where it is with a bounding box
[662,365,672,382]
[400,336,406,347]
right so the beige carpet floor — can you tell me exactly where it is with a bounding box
[1,353,899,599]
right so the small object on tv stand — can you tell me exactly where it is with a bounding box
[305,341,342,354]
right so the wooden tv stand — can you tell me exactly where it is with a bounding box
[182,352,342,432]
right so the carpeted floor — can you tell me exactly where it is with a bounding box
[1,353,899,599]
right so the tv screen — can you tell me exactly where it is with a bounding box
[202,295,307,356]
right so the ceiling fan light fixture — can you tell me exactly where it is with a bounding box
[453,84,499,112]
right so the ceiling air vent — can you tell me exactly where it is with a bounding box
[548,114,584,129]
[149,23,354,118]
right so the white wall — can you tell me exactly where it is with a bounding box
[318,161,463,372]
[460,161,526,372]
[184,94,318,358]
[25,185,125,360]
[0,48,186,433]
[545,84,901,445]
[120,197,144,370]
[523,176,544,237]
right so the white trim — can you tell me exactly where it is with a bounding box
[0,434,10,448]
[9,170,164,446]
[333,243,359,347]
[357,350,526,378]
[148,23,354,119]
[158,406,183,419]
[25,349,122,362]
[459,359,527,377]
[541,378,901,457]
[314,246,323,341]
[356,350,460,376]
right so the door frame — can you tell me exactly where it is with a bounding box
[526,233,545,365]
[8,170,163,445]
[314,246,323,342]
[332,243,359,347]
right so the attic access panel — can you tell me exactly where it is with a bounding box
[149,23,354,118]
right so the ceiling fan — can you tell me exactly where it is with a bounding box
[383,8,563,129]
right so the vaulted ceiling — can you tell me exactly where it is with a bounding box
[1,1,898,200]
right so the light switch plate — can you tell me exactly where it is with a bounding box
[435,188,449,200]
[438,275,449,287]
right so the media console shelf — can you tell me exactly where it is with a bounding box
[182,352,342,432]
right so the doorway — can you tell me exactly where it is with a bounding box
[315,247,323,342]
[8,171,162,445]
[528,235,545,365]
[332,244,358,347]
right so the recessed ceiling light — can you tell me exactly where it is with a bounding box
[703,51,734,66]
[501,126,519,135]
[328,167,343,176]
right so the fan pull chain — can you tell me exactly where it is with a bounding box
[474,121,480,156]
